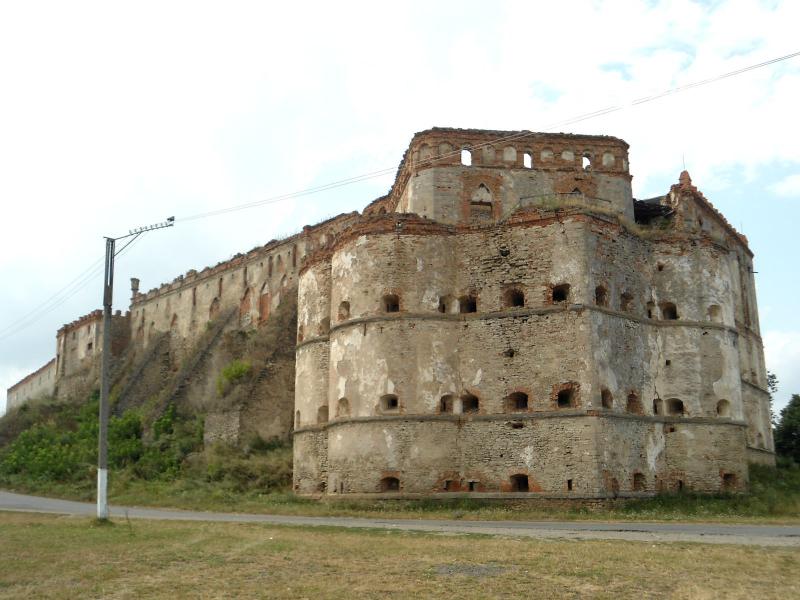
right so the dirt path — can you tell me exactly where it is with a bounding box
[2,490,798,546]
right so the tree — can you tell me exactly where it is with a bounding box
[768,371,779,426]
[774,394,800,464]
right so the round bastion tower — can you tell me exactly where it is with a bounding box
[293,128,769,498]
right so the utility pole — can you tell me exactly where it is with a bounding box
[97,217,174,520]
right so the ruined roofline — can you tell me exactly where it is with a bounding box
[131,211,361,306]
[7,358,55,393]
[371,127,630,215]
[300,205,656,277]
[671,170,752,256]
[411,127,629,147]
[57,309,103,336]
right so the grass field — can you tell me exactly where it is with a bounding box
[0,511,798,599]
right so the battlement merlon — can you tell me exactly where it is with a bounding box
[364,128,634,224]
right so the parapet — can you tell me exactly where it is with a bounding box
[57,309,103,337]
[364,128,631,216]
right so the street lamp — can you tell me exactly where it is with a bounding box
[97,217,174,520]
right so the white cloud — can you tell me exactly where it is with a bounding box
[1,0,800,414]
[770,174,800,197]
[763,330,800,414]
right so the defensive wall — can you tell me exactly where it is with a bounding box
[293,128,773,498]
[5,127,775,498]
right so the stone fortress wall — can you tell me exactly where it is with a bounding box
[294,128,773,498]
[6,127,774,498]
[6,358,56,410]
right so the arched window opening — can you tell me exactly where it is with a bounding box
[338,301,351,321]
[716,399,731,417]
[317,405,329,424]
[461,393,479,414]
[510,474,529,492]
[541,148,554,162]
[505,392,529,412]
[239,288,253,326]
[708,304,722,323]
[660,302,679,320]
[460,148,472,166]
[552,284,570,304]
[582,153,592,170]
[594,285,608,307]
[646,301,655,319]
[602,152,615,167]
[258,291,270,324]
[295,411,301,428]
[653,398,663,415]
[503,287,525,308]
[502,145,517,163]
[523,152,533,169]
[292,244,297,268]
[620,292,633,312]
[667,398,685,416]
[380,394,399,413]
[418,143,432,162]
[209,297,220,321]
[382,294,400,313]
[556,385,576,409]
[459,294,477,313]
[633,473,646,492]
[438,295,452,314]
[721,473,737,491]
[268,256,273,277]
[470,184,494,223]
[318,317,330,336]
[626,392,643,415]
[601,388,613,409]
[439,394,455,413]
[380,477,400,492]
[336,398,350,418]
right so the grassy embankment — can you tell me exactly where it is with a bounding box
[0,511,798,599]
[2,394,800,523]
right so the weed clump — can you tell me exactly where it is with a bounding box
[216,359,252,397]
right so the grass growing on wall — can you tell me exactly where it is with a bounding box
[215,358,253,397]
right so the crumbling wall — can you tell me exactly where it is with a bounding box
[6,359,56,410]
[295,130,774,496]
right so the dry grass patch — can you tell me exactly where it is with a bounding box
[0,512,798,599]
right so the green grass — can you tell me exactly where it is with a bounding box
[1,512,798,599]
[2,394,799,525]
[3,463,799,524]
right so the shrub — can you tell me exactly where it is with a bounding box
[216,360,252,397]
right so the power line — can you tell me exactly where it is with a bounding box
[0,234,145,342]
[1,49,797,341]
[179,50,800,223]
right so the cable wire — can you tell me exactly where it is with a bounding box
[179,50,800,223]
[2,49,798,341]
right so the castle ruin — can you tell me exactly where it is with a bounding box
[7,128,775,498]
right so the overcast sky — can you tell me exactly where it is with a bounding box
[1,0,798,417]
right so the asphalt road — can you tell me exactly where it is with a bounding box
[1,490,798,547]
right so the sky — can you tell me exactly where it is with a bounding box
[1,0,798,418]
